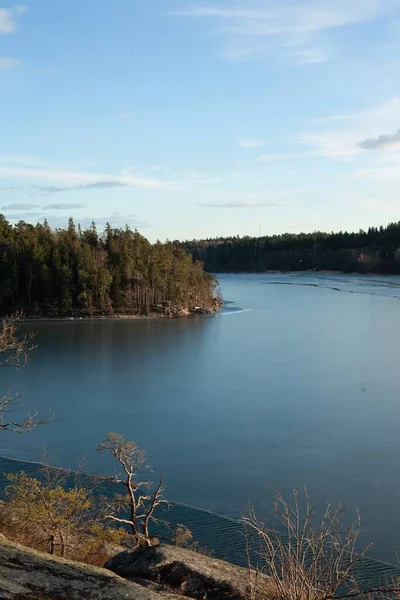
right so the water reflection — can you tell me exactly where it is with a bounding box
[3,274,400,562]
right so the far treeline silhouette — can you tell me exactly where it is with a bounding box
[181,221,400,274]
[0,215,219,317]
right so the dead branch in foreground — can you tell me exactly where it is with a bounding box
[243,487,373,600]
[0,313,52,432]
[97,432,169,547]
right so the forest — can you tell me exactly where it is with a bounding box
[181,222,400,274]
[0,215,219,317]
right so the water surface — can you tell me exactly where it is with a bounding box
[3,273,400,562]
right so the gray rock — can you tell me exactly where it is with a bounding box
[0,537,185,599]
[105,543,274,600]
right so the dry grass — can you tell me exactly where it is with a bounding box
[0,504,127,566]
[243,487,370,600]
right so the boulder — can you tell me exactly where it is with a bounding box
[0,537,185,599]
[105,543,275,600]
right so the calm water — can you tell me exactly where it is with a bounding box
[3,273,400,563]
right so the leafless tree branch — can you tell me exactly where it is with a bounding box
[242,486,371,600]
[0,314,52,432]
[97,433,169,547]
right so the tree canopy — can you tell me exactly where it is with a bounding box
[181,221,400,274]
[0,216,218,317]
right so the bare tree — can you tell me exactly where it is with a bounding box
[0,313,49,432]
[97,432,168,547]
[242,487,371,600]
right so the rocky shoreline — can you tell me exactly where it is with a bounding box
[0,537,271,600]
[18,300,223,322]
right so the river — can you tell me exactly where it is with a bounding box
[2,272,400,563]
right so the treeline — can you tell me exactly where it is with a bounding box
[181,222,400,274]
[0,215,219,317]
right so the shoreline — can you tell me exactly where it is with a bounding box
[22,313,220,323]
[0,454,399,575]
[215,269,400,276]
[20,306,222,323]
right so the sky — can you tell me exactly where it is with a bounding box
[1,1,400,242]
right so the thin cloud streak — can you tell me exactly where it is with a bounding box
[32,181,129,194]
[0,156,233,191]
[0,154,98,170]
[43,203,86,210]
[255,99,400,162]
[173,1,400,65]
[0,165,173,189]
[198,201,288,208]
[178,1,400,34]
[238,138,266,148]
[2,203,38,210]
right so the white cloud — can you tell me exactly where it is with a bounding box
[255,98,400,162]
[308,98,400,125]
[0,154,225,190]
[298,131,361,158]
[222,47,259,61]
[178,1,400,35]
[299,99,400,158]
[43,203,85,210]
[257,152,316,162]
[31,181,129,194]
[0,5,27,34]
[1,203,37,210]
[0,164,172,189]
[294,48,329,65]
[0,9,15,34]
[238,138,266,148]
[198,201,288,208]
[355,160,400,182]
[0,154,97,169]
[0,57,21,69]
[173,1,400,64]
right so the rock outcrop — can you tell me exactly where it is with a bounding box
[0,537,184,600]
[0,536,273,600]
[105,543,274,600]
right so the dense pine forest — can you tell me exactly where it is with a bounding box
[0,216,219,318]
[181,222,400,274]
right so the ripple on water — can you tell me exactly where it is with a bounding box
[0,456,398,588]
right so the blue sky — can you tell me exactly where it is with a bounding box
[1,1,400,241]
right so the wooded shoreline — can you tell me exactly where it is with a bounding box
[21,306,221,322]
[0,216,220,318]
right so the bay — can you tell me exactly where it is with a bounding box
[2,273,400,563]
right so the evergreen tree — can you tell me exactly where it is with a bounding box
[0,216,219,317]
[181,221,400,274]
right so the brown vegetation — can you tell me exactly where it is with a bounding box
[0,313,51,432]
[243,487,372,600]
[0,458,127,565]
[1,427,400,599]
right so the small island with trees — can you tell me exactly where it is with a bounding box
[0,215,221,319]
